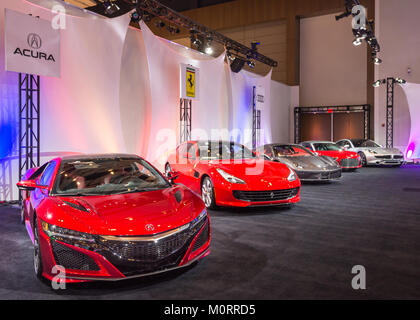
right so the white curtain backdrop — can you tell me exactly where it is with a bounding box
[0,0,280,200]
[400,83,420,159]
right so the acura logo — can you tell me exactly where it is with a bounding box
[145,224,155,232]
[27,33,42,49]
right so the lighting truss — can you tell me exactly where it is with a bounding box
[294,105,371,144]
[122,0,278,68]
[336,0,381,64]
[373,77,407,148]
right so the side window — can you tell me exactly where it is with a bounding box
[27,163,48,181]
[38,162,57,187]
[264,146,273,157]
[186,143,197,160]
[302,143,313,151]
[336,141,344,147]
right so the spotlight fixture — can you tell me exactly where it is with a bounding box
[373,56,382,65]
[155,20,166,28]
[372,79,385,88]
[103,0,120,16]
[247,60,255,69]
[131,10,142,23]
[167,25,180,34]
[395,78,407,84]
[352,38,363,46]
[204,37,213,55]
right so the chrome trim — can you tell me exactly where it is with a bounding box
[99,223,191,242]
[66,247,210,282]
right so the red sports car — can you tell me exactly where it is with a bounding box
[165,141,301,209]
[301,141,362,170]
[17,154,210,283]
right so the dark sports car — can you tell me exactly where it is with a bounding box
[259,144,342,181]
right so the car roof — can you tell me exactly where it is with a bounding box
[301,141,335,144]
[60,153,141,161]
[263,143,303,147]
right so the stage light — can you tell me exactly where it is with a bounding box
[103,1,120,16]
[204,37,213,55]
[373,56,382,65]
[155,20,166,28]
[353,38,362,46]
[131,10,141,23]
[205,46,213,55]
[395,78,407,84]
[247,60,255,69]
[373,80,384,88]
[407,149,413,159]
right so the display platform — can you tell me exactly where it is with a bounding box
[1,166,419,300]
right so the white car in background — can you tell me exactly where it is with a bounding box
[336,139,404,167]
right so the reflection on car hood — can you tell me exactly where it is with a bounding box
[275,156,340,171]
[53,186,202,236]
[359,147,402,155]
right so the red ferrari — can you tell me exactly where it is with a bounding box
[301,141,362,170]
[17,154,210,283]
[165,141,301,209]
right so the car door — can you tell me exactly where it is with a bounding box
[29,161,57,231]
[172,143,198,190]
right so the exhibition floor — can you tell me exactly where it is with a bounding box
[1,166,419,300]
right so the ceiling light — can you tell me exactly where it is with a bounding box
[353,38,362,46]
[247,60,255,69]
[205,46,213,55]
[373,56,382,65]
[373,80,382,88]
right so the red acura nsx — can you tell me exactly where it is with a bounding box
[301,141,362,170]
[17,154,210,283]
[165,141,301,209]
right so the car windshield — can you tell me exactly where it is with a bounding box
[273,145,313,157]
[53,158,170,196]
[198,142,256,160]
[351,139,380,148]
[313,143,342,151]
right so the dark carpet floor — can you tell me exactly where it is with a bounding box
[1,165,420,300]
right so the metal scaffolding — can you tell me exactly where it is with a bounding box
[19,73,40,182]
[180,98,192,143]
[386,77,395,148]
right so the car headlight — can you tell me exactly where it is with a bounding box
[368,149,377,154]
[41,221,96,246]
[216,169,245,184]
[287,168,298,182]
[191,208,207,227]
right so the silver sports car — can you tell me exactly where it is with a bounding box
[336,139,404,166]
[259,144,342,181]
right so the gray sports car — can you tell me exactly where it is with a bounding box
[259,144,342,181]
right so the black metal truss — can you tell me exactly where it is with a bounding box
[124,0,277,67]
[252,86,261,150]
[294,104,371,144]
[19,73,40,183]
[386,77,394,149]
[180,98,192,143]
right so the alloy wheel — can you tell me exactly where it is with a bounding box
[201,178,214,208]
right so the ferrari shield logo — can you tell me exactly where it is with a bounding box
[186,67,195,98]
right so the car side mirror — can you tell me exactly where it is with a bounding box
[16,180,48,191]
[167,172,180,185]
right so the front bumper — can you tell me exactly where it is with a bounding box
[39,218,211,282]
[339,158,362,170]
[213,181,301,207]
[366,154,404,166]
[295,169,342,181]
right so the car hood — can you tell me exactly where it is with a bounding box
[45,186,204,236]
[359,147,402,155]
[207,159,292,183]
[317,150,357,158]
[276,156,340,171]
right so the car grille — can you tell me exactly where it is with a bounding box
[96,218,208,276]
[298,169,342,181]
[375,155,392,159]
[51,241,100,271]
[192,221,210,252]
[393,155,404,159]
[233,187,300,202]
[340,158,359,167]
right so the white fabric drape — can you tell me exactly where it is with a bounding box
[400,83,420,159]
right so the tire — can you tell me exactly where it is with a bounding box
[201,176,218,210]
[165,163,172,178]
[359,152,367,167]
[33,217,44,280]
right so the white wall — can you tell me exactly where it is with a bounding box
[300,13,367,107]
[374,0,420,150]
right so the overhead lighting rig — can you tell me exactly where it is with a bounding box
[336,0,382,65]
[121,0,277,68]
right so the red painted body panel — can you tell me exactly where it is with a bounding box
[19,155,210,283]
[316,150,361,169]
[167,142,301,207]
